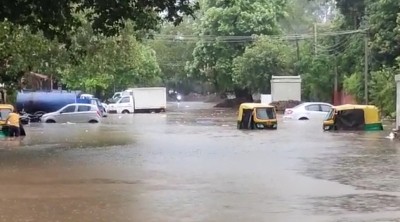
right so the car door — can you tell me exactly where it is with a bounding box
[304,104,322,120]
[77,105,92,123]
[58,105,77,123]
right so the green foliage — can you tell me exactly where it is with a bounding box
[369,67,396,116]
[149,19,197,94]
[187,0,287,93]
[232,37,294,94]
[342,72,364,102]
[61,23,161,95]
[0,21,69,88]
[0,0,199,40]
[368,0,400,68]
[298,42,335,102]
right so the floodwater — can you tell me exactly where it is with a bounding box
[1,102,400,222]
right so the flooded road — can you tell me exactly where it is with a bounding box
[1,102,400,222]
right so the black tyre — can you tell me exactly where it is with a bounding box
[46,119,56,123]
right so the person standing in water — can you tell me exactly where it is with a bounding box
[6,110,20,137]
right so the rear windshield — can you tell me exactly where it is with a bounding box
[256,108,276,120]
[0,109,12,120]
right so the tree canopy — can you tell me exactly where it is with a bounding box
[0,0,199,40]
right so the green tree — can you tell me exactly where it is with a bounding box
[232,37,294,94]
[0,21,69,87]
[187,0,287,96]
[61,23,161,97]
[150,18,198,94]
[0,0,199,40]
[369,66,396,117]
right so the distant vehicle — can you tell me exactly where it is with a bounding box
[16,91,107,117]
[283,102,333,120]
[41,103,102,123]
[109,91,131,103]
[108,87,167,114]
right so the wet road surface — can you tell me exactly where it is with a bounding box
[1,102,400,222]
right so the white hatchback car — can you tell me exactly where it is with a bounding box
[41,103,102,123]
[283,102,333,120]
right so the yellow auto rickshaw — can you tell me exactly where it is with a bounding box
[323,104,383,131]
[0,104,14,137]
[237,103,277,130]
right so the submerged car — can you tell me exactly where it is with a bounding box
[283,102,333,120]
[237,103,277,130]
[323,104,383,131]
[41,103,102,123]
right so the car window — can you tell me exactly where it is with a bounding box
[305,104,320,111]
[321,105,332,112]
[61,105,76,113]
[78,105,91,112]
[120,97,130,103]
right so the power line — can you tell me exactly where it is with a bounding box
[149,29,367,43]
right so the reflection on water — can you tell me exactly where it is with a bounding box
[0,102,399,222]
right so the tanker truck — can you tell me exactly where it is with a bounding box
[16,90,106,117]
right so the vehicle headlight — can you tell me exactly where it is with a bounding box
[257,124,264,128]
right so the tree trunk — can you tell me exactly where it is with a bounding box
[234,88,253,102]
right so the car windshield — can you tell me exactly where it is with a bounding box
[325,108,335,120]
[0,109,11,120]
[256,108,276,120]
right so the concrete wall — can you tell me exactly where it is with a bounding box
[261,94,272,104]
[270,76,302,102]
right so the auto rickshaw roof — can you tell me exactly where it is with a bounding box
[239,103,275,109]
[0,104,14,110]
[333,104,379,111]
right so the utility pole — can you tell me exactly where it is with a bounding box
[364,32,369,104]
[295,37,300,62]
[313,23,318,55]
[334,36,338,105]
[295,35,300,76]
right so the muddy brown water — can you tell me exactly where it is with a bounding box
[0,102,399,222]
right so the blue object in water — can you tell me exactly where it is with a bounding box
[16,91,80,114]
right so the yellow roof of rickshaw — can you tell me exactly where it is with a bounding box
[333,104,379,111]
[0,104,14,110]
[239,103,275,109]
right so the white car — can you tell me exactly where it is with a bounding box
[41,103,102,123]
[283,102,333,120]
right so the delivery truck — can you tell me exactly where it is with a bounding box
[107,87,167,114]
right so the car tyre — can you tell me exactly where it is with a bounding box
[299,117,309,120]
[88,120,98,124]
[122,110,130,114]
[46,119,56,123]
